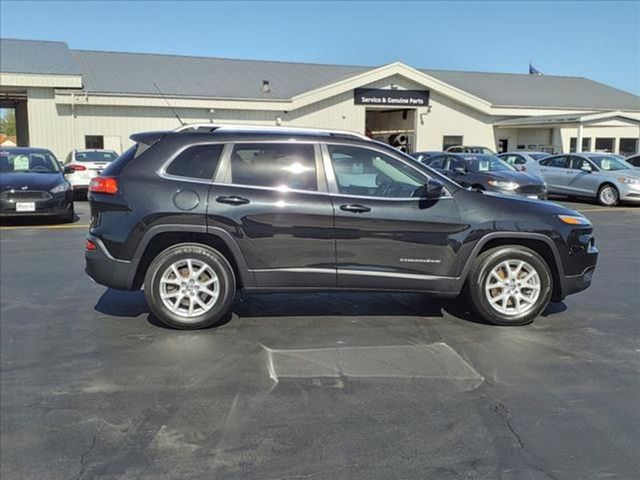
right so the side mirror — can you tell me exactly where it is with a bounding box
[63,165,75,174]
[453,167,466,175]
[418,178,445,200]
[581,164,593,173]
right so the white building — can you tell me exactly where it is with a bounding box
[1,38,639,159]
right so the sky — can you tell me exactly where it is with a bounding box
[1,1,639,95]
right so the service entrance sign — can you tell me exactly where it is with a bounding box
[354,88,430,106]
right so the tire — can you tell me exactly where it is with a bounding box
[465,246,552,326]
[597,183,619,206]
[143,243,236,329]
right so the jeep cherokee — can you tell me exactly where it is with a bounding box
[85,124,598,329]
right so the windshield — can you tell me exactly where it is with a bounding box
[588,155,631,171]
[74,151,118,162]
[463,155,515,172]
[0,150,61,174]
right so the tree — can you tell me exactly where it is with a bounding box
[0,109,17,136]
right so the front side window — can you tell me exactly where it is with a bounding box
[327,145,426,198]
[570,156,592,171]
[166,144,224,179]
[0,150,61,174]
[229,143,317,191]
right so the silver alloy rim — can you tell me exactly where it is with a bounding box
[159,258,219,319]
[484,260,541,316]
[599,186,618,206]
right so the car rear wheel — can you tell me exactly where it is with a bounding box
[144,243,236,329]
[465,246,552,326]
[597,184,619,206]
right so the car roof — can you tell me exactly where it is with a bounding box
[0,147,53,154]
[74,149,117,153]
[501,151,548,155]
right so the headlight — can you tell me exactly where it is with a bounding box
[50,182,71,194]
[558,214,591,226]
[487,180,519,190]
[619,177,640,185]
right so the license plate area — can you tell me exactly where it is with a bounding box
[16,202,36,212]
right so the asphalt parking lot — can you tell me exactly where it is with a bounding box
[1,199,639,480]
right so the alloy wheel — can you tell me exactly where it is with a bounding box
[159,258,220,319]
[484,259,541,316]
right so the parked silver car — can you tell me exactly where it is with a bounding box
[498,151,550,173]
[537,153,640,206]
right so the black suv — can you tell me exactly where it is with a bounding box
[85,125,598,329]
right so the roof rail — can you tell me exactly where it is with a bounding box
[172,123,369,141]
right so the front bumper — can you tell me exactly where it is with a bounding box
[561,265,597,297]
[619,183,640,203]
[85,235,136,290]
[0,194,73,217]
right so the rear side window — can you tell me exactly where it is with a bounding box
[539,156,569,168]
[166,144,223,179]
[229,143,317,191]
[425,155,445,169]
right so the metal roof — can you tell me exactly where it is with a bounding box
[71,50,369,100]
[421,69,640,111]
[1,38,639,111]
[0,38,82,75]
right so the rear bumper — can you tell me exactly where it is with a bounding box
[85,235,136,290]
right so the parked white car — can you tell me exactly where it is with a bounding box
[64,149,118,192]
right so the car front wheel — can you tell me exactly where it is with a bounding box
[144,243,236,329]
[465,246,552,326]
[597,184,619,206]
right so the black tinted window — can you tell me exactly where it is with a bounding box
[166,144,223,179]
[230,143,317,191]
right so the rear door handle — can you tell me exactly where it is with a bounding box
[340,204,371,213]
[216,195,250,206]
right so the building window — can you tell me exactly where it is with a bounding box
[569,137,591,152]
[442,136,463,151]
[594,137,614,153]
[85,135,104,149]
[619,138,638,157]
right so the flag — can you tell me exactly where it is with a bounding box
[529,63,543,76]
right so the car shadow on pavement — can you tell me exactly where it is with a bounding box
[95,288,568,329]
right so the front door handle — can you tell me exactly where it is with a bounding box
[340,204,371,213]
[216,195,250,206]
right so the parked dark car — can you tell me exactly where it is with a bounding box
[0,147,74,221]
[421,153,548,199]
[85,125,597,329]
[625,154,640,168]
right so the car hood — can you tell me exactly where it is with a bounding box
[602,169,640,178]
[0,172,65,191]
[479,170,542,184]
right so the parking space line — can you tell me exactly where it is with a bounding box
[0,224,90,231]
[578,207,640,213]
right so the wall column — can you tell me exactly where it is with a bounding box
[576,124,583,152]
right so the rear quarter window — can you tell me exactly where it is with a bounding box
[165,144,224,179]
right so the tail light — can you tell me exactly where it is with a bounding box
[68,164,87,171]
[85,240,97,251]
[89,177,118,195]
